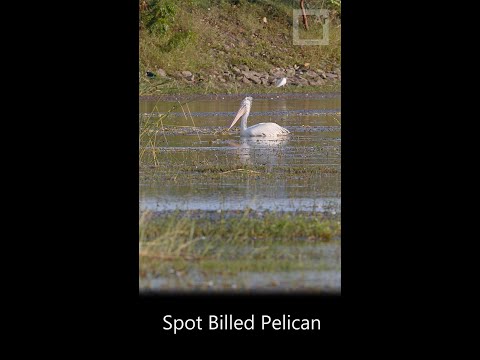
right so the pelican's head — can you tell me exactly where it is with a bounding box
[228,96,253,130]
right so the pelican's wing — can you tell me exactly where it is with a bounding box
[245,123,290,137]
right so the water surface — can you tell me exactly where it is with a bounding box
[139,93,341,292]
[139,94,341,213]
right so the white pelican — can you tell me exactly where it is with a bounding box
[275,77,287,87]
[228,96,290,137]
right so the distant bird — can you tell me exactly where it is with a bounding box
[146,71,156,78]
[275,77,287,88]
[228,96,290,137]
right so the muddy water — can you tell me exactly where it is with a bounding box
[140,270,341,293]
[139,94,341,213]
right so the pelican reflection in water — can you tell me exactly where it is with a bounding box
[227,137,290,167]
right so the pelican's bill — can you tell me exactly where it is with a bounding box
[228,105,247,130]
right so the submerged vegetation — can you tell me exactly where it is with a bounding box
[140,210,340,250]
[139,210,340,291]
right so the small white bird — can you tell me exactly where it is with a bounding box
[275,77,287,88]
[228,97,290,137]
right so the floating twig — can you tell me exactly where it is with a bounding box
[219,169,261,175]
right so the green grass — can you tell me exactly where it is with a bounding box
[141,211,340,242]
[139,210,341,278]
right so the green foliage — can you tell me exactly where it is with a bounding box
[327,0,341,16]
[139,0,341,94]
[161,30,195,52]
[140,0,176,35]
[140,212,339,244]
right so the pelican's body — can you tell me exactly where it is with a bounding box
[228,97,290,137]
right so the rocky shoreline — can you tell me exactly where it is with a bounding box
[139,92,340,101]
[145,63,341,88]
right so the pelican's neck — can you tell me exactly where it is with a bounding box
[240,108,250,135]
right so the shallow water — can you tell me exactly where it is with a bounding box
[139,94,341,213]
[140,270,341,292]
[139,93,341,293]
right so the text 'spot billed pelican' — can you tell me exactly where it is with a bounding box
[228,96,290,137]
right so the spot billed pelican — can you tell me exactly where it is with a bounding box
[228,97,290,137]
